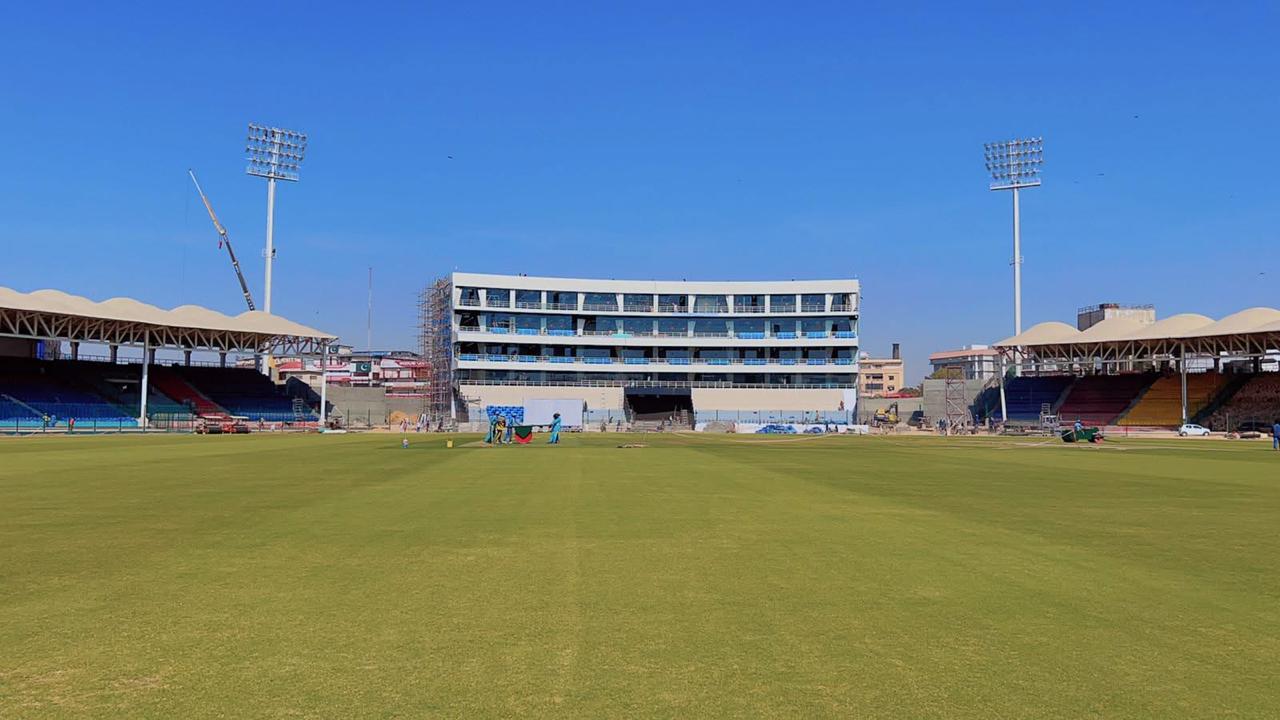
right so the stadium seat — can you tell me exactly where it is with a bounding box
[1000,375,1075,421]
[1206,374,1280,431]
[1057,374,1155,426]
[175,366,315,422]
[1119,372,1227,427]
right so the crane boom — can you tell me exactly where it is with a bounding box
[188,169,257,311]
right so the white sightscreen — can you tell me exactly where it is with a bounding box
[524,398,585,427]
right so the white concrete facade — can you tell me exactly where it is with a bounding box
[451,272,860,413]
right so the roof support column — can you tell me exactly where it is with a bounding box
[1180,346,1189,425]
[139,333,150,430]
[70,341,79,361]
[319,343,329,429]
[110,344,118,364]
[998,353,1008,423]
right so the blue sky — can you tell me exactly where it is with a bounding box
[2,2,1277,381]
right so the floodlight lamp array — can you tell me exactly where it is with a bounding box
[246,123,308,181]
[984,137,1043,189]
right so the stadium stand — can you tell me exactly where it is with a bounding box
[1057,374,1155,426]
[485,405,525,424]
[1205,373,1280,431]
[999,375,1075,421]
[175,366,316,422]
[149,367,228,418]
[1118,372,1228,427]
[0,358,138,426]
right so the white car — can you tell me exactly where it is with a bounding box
[1178,424,1211,437]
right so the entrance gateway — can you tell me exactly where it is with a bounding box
[624,386,693,429]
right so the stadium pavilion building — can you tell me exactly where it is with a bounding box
[430,273,861,427]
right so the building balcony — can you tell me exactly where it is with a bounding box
[456,353,855,369]
[455,327,858,344]
[454,301,856,316]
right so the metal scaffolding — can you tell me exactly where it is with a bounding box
[419,277,454,424]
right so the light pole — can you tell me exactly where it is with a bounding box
[246,123,307,316]
[984,137,1043,342]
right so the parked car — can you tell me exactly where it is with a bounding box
[1178,423,1211,437]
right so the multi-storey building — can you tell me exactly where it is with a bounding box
[929,345,999,380]
[445,273,860,423]
[857,348,905,398]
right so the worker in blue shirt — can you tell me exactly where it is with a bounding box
[548,413,562,444]
[1272,420,1280,451]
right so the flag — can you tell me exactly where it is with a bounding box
[513,426,533,444]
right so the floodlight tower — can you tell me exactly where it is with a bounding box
[983,137,1043,339]
[246,123,307,316]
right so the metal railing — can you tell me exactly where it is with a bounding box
[458,379,857,389]
[456,354,855,366]
[456,327,857,341]
[456,299,857,315]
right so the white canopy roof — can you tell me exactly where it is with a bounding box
[0,287,334,339]
[995,307,1280,349]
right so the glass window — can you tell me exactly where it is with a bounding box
[658,319,688,335]
[458,312,480,329]
[515,289,541,307]
[545,316,573,332]
[693,319,728,335]
[548,291,578,308]
[514,315,541,331]
[831,292,852,310]
[734,294,765,311]
[488,313,514,330]
[801,294,826,311]
[484,288,511,306]
[735,318,764,334]
[769,294,796,312]
[623,294,653,311]
[583,292,618,310]
[621,318,653,334]
[658,294,688,312]
[770,319,796,335]
[458,287,481,306]
[801,319,826,333]
[583,317,617,333]
[693,295,729,313]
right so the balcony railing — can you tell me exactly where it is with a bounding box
[456,354,855,367]
[456,327,857,341]
[460,298,856,314]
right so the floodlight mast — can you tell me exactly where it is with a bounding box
[245,123,307,317]
[983,137,1043,349]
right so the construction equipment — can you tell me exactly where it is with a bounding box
[188,169,256,311]
[872,402,900,426]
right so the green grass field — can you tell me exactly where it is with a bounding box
[2,432,1278,718]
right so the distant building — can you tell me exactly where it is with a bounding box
[267,348,431,395]
[858,343,904,398]
[929,345,999,380]
[1077,303,1155,331]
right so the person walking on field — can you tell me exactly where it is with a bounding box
[1273,420,1280,451]
[548,413,562,444]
